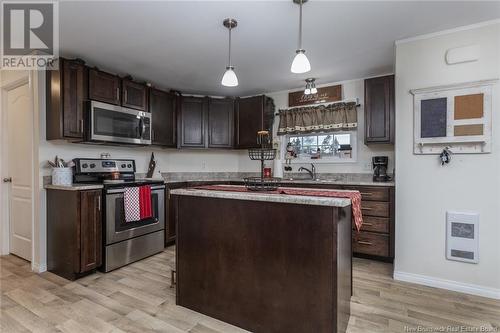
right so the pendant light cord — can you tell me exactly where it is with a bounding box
[298,0,303,50]
[228,26,232,67]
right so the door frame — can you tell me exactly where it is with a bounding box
[0,70,41,272]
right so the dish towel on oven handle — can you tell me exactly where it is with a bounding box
[124,185,152,222]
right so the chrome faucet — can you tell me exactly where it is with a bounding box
[298,163,316,180]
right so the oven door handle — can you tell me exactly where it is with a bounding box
[106,185,165,194]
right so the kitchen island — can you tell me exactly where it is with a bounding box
[171,186,353,333]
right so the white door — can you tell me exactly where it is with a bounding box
[5,82,33,261]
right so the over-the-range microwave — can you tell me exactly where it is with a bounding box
[86,100,152,145]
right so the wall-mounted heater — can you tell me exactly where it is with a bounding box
[446,211,479,264]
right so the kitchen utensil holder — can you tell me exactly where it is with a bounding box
[52,167,73,186]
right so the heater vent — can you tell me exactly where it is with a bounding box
[446,212,479,264]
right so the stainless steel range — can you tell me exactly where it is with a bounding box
[73,158,165,272]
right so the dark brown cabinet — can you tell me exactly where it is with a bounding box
[165,182,187,246]
[46,58,88,140]
[122,79,148,111]
[89,68,121,105]
[47,188,102,280]
[150,88,177,147]
[208,98,234,148]
[234,95,275,149]
[178,96,208,148]
[364,75,394,144]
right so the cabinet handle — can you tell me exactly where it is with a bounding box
[363,223,373,226]
[362,207,373,211]
[124,89,128,103]
[116,87,120,102]
[358,240,372,246]
[97,195,101,211]
[79,119,84,132]
[360,192,372,196]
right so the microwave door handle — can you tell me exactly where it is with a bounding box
[138,117,144,137]
[141,118,146,138]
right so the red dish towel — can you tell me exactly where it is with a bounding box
[193,185,364,231]
[124,185,152,222]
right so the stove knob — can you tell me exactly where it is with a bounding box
[90,163,96,169]
[127,164,132,168]
[82,163,88,169]
[121,164,126,168]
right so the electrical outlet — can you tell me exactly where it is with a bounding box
[201,162,206,170]
[363,162,372,171]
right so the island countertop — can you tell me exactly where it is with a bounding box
[170,186,352,207]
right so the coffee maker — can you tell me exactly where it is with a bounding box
[372,156,391,182]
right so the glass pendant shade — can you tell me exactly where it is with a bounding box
[291,50,311,74]
[304,88,311,95]
[221,66,238,87]
[310,87,317,94]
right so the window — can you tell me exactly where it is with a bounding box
[287,131,356,163]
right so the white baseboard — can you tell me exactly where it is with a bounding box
[394,271,500,300]
[31,261,47,273]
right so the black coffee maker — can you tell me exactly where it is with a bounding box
[372,156,391,182]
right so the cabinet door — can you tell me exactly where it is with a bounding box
[235,95,264,148]
[62,59,87,138]
[150,89,176,147]
[89,69,121,105]
[179,96,207,148]
[79,190,102,273]
[208,98,234,148]
[364,75,394,144]
[122,80,148,111]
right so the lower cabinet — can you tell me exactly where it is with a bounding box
[47,189,102,280]
[165,182,187,246]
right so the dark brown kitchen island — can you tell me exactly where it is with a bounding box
[171,187,353,333]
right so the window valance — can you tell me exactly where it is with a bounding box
[277,102,358,135]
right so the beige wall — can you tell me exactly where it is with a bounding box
[394,22,500,298]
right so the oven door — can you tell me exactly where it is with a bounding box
[105,185,165,245]
[89,100,151,145]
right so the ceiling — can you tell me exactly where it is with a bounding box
[59,1,500,96]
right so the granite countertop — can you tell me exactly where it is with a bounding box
[44,184,104,191]
[170,186,352,207]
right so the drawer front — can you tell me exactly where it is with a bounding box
[350,186,390,202]
[361,201,389,218]
[353,216,389,233]
[353,231,389,257]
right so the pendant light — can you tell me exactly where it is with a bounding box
[221,18,238,87]
[291,0,311,74]
[304,78,317,95]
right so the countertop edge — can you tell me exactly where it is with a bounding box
[170,188,352,208]
[44,184,104,191]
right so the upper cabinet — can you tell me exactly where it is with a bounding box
[150,88,177,147]
[122,79,148,111]
[234,95,275,149]
[89,68,121,105]
[179,96,208,148]
[208,98,234,148]
[46,58,88,140]
[364,75,394,144]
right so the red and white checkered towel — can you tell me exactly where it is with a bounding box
[124,186,152,222]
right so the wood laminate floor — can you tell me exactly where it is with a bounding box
[1,248,499,333]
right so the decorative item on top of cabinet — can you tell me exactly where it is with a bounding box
[89,68,121,105]
[122,76,149,111]
[364,74,394,144]
[150,88,177,147]
[46,57,88,140]
[47,189,102,280]
[208,98,234,148]
[178,96,208,148]
[234,95,275,149]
